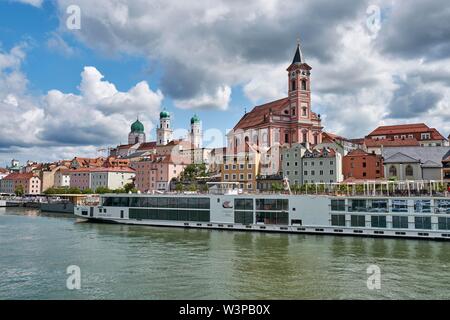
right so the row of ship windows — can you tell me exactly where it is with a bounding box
[234,198,289,211]
[102,197,210,209]
[129,208,210,222]
[234,211,289,225]
[331,214,450,230]
[331,199,450,214]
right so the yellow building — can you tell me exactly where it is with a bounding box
[220,151,260,192]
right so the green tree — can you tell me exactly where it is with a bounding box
[82,188,94,194]
[180,164,208,182]
[14,184,24,196]
[123,182,136,193]
[95,187,112,194]
[175,183,184,192]
[271,182,283,192]
[188,184,198,192]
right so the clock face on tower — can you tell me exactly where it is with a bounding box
[290,72,296,79]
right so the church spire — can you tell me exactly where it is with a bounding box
[292,39,304,64]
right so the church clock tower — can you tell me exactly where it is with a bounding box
[287,42,312,121]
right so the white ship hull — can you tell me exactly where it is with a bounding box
[75,193,450,240]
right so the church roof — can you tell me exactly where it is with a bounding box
[191,114,200,124]
[131,119,144,133]
[292,43,304,64]
[233,97,289,130]
[160,110,170,119]
[382,146,450,167]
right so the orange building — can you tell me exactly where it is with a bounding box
[133,155,188,192]
[0,173,41,194]
[343,149,384,180]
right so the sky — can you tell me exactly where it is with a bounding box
[1,0,450,166]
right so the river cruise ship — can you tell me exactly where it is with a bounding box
[74,181,450,240]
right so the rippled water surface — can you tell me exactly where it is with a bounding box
[1,207,449,299]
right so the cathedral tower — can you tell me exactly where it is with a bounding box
[190,114,202,149]
[128,119,146,145]
[157,109,173,146]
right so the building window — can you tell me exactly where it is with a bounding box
[285,133,289,144]
[291,80,296,91]
[405,165,414,177]
[389,166,397,177]
[301,80,307,91]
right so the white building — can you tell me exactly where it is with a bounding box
[90,168,135,191]
[54,168,71,187]
[302,147,343,184]
[281,143,307,186]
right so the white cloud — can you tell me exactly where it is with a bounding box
[174,85,231,110]
[0,46,164,162]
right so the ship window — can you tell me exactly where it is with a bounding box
[415,217,431,230]
[371,216,387,228]
[256,211,288,225]
[436,200,450,214]
[438,217,450,230]
[129,208,210,222]
[331,199,345,211]
[234,198,254,210]
[351,215,365,227]
[392,216,408,229]
[331,214,345,226]
[392,200,408,212]
[414,200,432,213]
[234,211,254,225]
[370,199,388,212]
[256,199,288,211]
[349,199,367,212]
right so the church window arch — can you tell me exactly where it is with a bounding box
[405,165,414,177]
[389,165,397,177]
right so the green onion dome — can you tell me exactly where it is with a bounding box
[130,119,144,133]
[160,110,170,119]
[190,114,200,124]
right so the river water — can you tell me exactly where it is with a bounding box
[0,207,449,299]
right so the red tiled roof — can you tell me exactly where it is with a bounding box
[137,141,157,150]
[69,167,135,173]
[3,173,37,180]
[364,137,420,147]
[0,168,8,174]
[233,98,289,130]
[345,149,371,156]
[368,123,446,140]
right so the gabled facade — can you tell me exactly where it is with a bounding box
[367,123,448,147]
[383,146,450,181]
[301,147,343,184]
[227,42,323,155]
[343,149,383,180]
